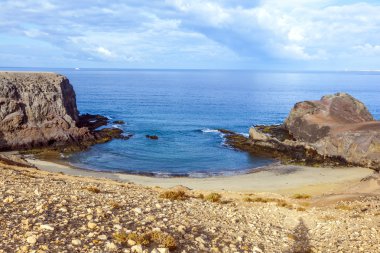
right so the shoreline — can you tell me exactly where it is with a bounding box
[26,156,376,195]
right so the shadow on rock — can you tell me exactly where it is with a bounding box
[288,218,312,253]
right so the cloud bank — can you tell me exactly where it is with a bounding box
[0,0,379,69]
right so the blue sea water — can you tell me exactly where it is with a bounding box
[3,68,380,176]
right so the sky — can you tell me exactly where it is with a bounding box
[0,0,379,70]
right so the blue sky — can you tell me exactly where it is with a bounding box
[1,0,379,70]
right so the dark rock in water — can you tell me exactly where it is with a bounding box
[77,114,109,130]
[0,72,129,152]
[226,93,380,171]
[113,120,125,125]
[146,135,159,140]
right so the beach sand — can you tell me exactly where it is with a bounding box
[26,158,375,195]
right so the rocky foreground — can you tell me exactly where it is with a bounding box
[1,161,379,252]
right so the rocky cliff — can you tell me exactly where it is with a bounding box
[224,93,380,170]
[284,93,380,169]
[0,72,124,151]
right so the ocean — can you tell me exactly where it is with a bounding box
[4,68,380,176]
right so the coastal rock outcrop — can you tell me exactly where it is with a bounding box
[225,93,380,170]
[284,93,380,169]
[0,72,125,151]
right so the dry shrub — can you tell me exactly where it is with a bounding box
[109,201,122,209]
[335,204,353,211]
[296,207,306,211]
[113,230,176,250]
[149,231,177,250]
[205,193,222,202]
[83,186,101,193]
[159,190,188,200]
[292,194,311,199]
[243,197,293,209]
[196,193,205,199]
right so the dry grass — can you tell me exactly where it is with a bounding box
[83,186,101,193]
[113,230,176,250]
[109,201,122,209]
[159,190,188,201]
[149,231,177,250]
[335,204,353,211]
[195,193,205,199]
[319,215,336,221]
[205,193,222,202]
[243,197,293,209]
[296,207,307,211]
[292,193,311,199]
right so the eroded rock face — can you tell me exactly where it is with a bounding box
[284,93,380,169]
[226,93,380,170]
[284,93,374,143]
[0,72,124,151]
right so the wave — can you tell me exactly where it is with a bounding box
[239,133,249,138]
[201,128,220,133]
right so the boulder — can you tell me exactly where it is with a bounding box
[226,93,380,170]
[284,93,380,169]
[284,93,375,142]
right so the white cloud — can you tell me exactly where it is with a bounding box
[0,0,379,69]
[95,47,114,58]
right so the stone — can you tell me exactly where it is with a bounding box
[87,222,97,229]
[98,234,107,240]
[26,235,37,245]
[157,248,170,253]
[40,224,54,231]
[249,127,269,141]
[131,245,143,253]
[3,196,14,203]
[71,239,81,246]
[127,239,136,246]
[105,242,118,251]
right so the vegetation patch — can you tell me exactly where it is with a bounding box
[335,204,353,211]
[113,230,176,250]
[205,193,222,202]
[243,197,293,209]
[292,194,311,199]
[159,190,188,201]
[83,186,101,193]
[109,201,122,209]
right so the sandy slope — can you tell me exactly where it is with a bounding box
[27,158,375,195]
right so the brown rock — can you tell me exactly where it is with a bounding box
[0,72,127,152]
[284,93,380,169]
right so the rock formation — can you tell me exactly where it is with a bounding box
[225,93,380,171]
[0,72,125,151]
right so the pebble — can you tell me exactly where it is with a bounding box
[3,196,14,203]
[98,234,107,240]
[87,222,97,229]
[131,245,143,253]
[26,235,37,245]
[105,242,117,251]
[40,224,54,231]
[71,239,81,246]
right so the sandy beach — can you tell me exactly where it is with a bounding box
[27,157,376,195]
